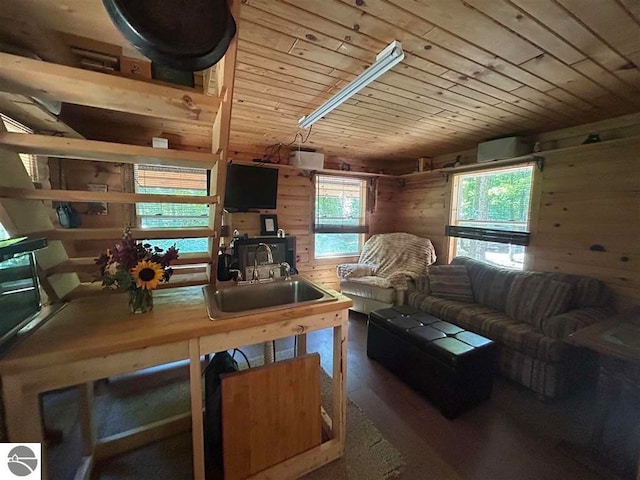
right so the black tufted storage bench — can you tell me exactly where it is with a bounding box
[367,305,496,419]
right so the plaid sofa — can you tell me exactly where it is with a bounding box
[409,257,614,399]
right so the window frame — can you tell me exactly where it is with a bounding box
[313,174,368,260]
[133,164,210,254]
[447,164,535,270]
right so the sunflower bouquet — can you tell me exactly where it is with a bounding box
[96,228,179,313]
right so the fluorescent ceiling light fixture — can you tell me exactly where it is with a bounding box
[298,41,404,129]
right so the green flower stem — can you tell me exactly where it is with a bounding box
[129,287,153,314]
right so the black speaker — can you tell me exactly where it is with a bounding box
[232,236,296,275]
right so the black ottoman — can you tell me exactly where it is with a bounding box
[367,305,496,419]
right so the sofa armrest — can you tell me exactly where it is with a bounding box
[336,263,376,280]
[414,275,431,295]
[394,281,416,305]
[541,306,615,339]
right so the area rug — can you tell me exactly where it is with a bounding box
[46,355,405,480]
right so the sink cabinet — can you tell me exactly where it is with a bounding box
[0,285,351,480]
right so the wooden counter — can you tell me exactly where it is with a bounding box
[569,308,640,363]
[0,284,352,480]
[569,308,640,478]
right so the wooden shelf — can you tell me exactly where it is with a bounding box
[399,169,444,179]
[33,227,216,241]
[399,152,540,179]
[0,132,219,169]
[403,135,640,178]
[317,168,395,178]
[0,52,220,124]
[230,160,396,178]
[46,253,212,275]
[0,186,220,205]
[438,155,541,176]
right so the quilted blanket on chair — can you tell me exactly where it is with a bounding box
[343,233,437,291]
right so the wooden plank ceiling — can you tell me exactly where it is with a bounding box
[2,0,640,164]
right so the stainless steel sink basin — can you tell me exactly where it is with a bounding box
[202,276,338,320]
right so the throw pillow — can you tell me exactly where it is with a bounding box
[506,275,573,330]
[428,265,474,303]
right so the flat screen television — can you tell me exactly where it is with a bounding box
[224,164,278,212]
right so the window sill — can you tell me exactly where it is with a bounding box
[313,255,360,265]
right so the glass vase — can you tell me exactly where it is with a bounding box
[129,287,153,314]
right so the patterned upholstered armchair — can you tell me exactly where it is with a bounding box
[337,233,437,314]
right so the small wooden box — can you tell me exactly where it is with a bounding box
[119,56,152,79]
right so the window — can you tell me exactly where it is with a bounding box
[134,165,209,253]
[314,175,367,258]
[0,223,9,241]
[0,114,40,182]
[448,165,534,270]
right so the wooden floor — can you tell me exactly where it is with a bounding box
[45,311,625,480]
[304,312,618,480]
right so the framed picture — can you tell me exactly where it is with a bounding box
[260,214,278,236]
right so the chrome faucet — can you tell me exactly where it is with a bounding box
[279,262,292,281]
[252,243,274,282]
[228,269,243,282]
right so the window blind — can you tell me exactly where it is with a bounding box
[313,175,368,234]
[1,114,39,182]
[133,164,208,229]
[445,225,530,246]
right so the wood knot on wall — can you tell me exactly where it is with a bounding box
[181,95,202,120]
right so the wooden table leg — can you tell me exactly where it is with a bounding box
[3,376,41,442]
[3,375,47,478]
[72,382,97,480]
[296,333,308,356]
[332,311,348,453]
[77,382,96,456]
[189,339,205,480]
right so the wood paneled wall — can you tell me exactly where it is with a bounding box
[530,132,639,312]
[51,158,132,260]
[54,110,639,307]
[228,167,398,291]
[395,174,449,264]
[390,114,640,312]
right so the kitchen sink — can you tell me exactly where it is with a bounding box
[202,276,338,320]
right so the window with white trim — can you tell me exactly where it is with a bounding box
[0,114,40,182]
[313,175,367,258]
[133,164,209,253]
[448,165,534,270]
